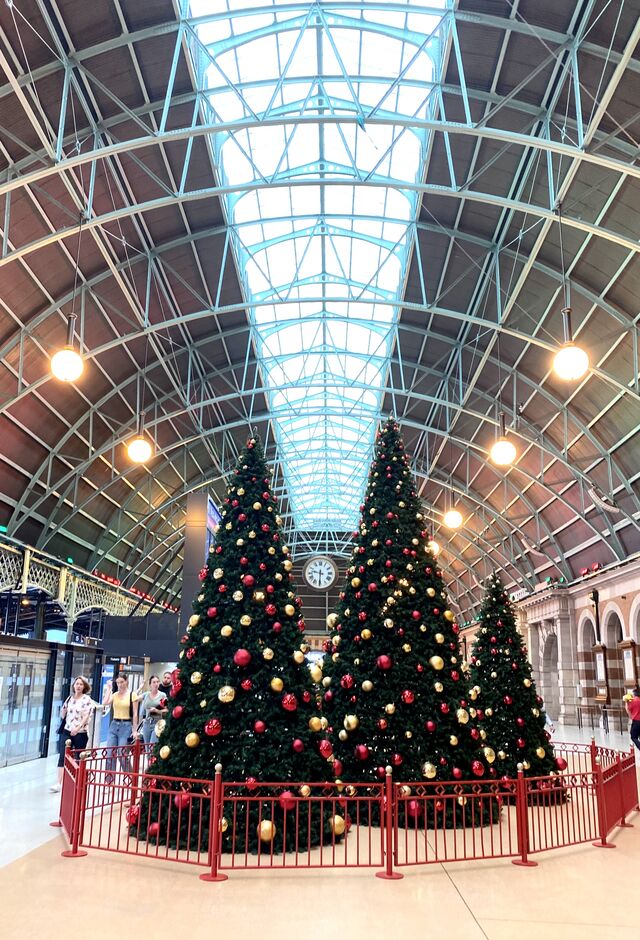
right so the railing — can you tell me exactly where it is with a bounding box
[52,739,638,880]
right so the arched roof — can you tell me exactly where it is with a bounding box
[0,0,638,619]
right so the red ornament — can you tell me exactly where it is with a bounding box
[261,523,270,532]
[406,799,423,819]
[319,739,333,759]
[272,621,281,633]
[245,777,258,791]
[240,678,253,691]
[302,690,312,703]
[401,689,415,704]
[281,693,298,712]
[240,557,248,566]
[411,610,421,620]
[452,767,463,780]
[238,513,247,522]
[204,718,222,737]
[340,674,355,689]
[358,611,367,622]
[213,664,222,674]
[451,671,460,681]
[147,821,160,839]
[391,752,403,766]
[170,679,182,697]
[207,606,217,617]
[517,737,526,749]
[198,567,208,581]
[126,804,140,825]
[503,695,512,705]
[333,759,343,777]
[368,583,378,592]
[416,663,424,673]
[278,790,296,811]
[377,718,388,730]
[292,738,304,753]
[323,690,334,704]
[376,654,392,671]
[254,720,266,734]
[242,574,255,587]
[180,634,189,644]
[233,648,252,667]
[516,717,525,728]
[354,744,370,761]
[174,792,191,810]
[440,702,450,714]
[385,560,392,568]
[555,756,568,771]
[490,636,497,644]
[172,705,184,719]
[425,720,436,732]
[471,760,485,777]
[259,562,267,571]
[186,647,196,660]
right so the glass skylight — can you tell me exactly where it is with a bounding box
[190,0,448,530]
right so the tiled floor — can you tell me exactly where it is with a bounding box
[1,727,638,939]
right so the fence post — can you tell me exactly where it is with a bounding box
[616,755,633,829]
[589,737,598,774]
[592,756,616,849]
[512,767,537,867]
[376,765,403,880]
[130,736,143,807]
[61,751,89,858]
[50,739,71,829]
[200,763,228,882]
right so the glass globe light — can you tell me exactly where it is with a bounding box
[127,436,153,464]
[51,346,84,382]
[427,539,440,557]
[553,343,589,381]
[443,509,463,529]
[490,437,517,466]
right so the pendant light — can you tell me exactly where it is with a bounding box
[127,411,154,464]
[51,213,85,382]
[490,411,517,466]
[552,205,589,381]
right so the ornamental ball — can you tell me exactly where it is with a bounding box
[190,671,202,685]
[185,732,200,748]
[270,677,284,692]
[257,820,276,842]
[218,685,236,703]
[159,745,171,759]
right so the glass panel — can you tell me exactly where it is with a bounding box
[0,648,50,767]
[191,0,447,529]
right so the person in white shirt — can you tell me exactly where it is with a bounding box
[50,676,101,792]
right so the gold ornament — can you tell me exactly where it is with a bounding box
[188,614,200,627]
[483,747,496,764]
[249,530,256,539]
[327,613,338,629]
[427,587,436,598]
[202,636,210,644]
[402,643,412,653]
[185,732,200,748]
[457,796,468,807]
[338,729,348,742]
[179,651,185,659]
[270,677,284,692]
[237,488,245,496]
[225,522,232,530]
[299,785,311,797]
[450,735,458,746]
[346,785,357,797]
[310,666,323,683]
[200,700,207,708]
[385,703,396,715]
[343,714,359,731]
[384,618,394,629]
[531,708,540,717]
[434,681,443,692]
[253,501,262,511]
[498,750,506,760]
[257,820,276,842]
[308,716,322,732]
[332,652,340,662]
[198,593,205,601]
[159,745,171,759]
[435,633,445,644]
[240,615,252,626]
[221,625,233,637]
[361,628,372,640]
[400,785,412,796]
[253,590,265,603]
[429,655,444,671]
[523,678,532,688]
[469,687,478,700]
[218,685,236,703]
[263,647,274,660]
[331,815,346,836]
[284,604,295,616]
[190,672,202,685]
[405,730,413,739]
[485,707,493,717]
[268,547,276,555]
[283,559,293,571]
[213,568,224,579]
[422,762,437,779]
[351,577,361,588]
[236,539,244,546]
[293,650,305,664]
[362,680,373,692]
[536,747,546,759]
[233,590,244,602]
[522,760,531,770]
[443,610,454,622]
[220,817,229,833]
[320,717,329,730]
[155,719,166,736]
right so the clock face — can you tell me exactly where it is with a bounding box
[303,556,338,591]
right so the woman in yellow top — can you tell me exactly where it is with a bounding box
[102,673,143,773]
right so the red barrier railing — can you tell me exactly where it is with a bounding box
[52,739,638,879]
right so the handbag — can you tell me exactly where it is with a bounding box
[56,696,70,736]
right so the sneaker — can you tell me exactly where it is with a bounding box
[49,783,61,793]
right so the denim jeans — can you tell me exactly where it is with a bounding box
[142,717,158,745]
[106,719,133,772]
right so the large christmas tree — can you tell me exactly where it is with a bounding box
[322,418,494,818]
[134,435,333,852]
[468,573,561,782]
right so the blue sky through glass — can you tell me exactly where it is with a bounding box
[191,0,448,530]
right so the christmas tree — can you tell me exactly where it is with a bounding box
[322,418,495,824]
[132,435,334,852]
[468,573,563,783]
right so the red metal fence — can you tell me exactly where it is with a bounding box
[51,739,638,880]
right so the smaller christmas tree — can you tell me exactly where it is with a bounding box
[469,573,563,783]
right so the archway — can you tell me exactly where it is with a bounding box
[604,610,624,719]
[541,632,560,721]
[578,616,597,703]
